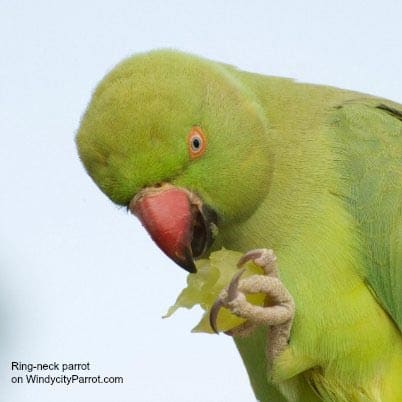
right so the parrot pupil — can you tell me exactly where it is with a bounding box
[192,137,201,151]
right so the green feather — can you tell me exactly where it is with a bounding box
[331,100,402,332]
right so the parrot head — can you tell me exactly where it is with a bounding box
[76,50,272,272]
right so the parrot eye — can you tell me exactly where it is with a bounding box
[187,127,207,160]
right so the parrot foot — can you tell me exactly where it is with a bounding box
[209,248,295,361]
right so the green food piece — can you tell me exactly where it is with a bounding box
[164,249,264,333]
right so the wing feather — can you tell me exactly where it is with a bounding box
[332,100,402,332]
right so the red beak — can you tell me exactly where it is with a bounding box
[129,184,217,273]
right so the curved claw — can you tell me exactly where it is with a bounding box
[208,268,246,334]
[209,299,223,334]
[228,268,246,299]
[237,251,263,268]
[237,249,277,276]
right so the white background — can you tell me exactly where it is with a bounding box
[1,1,402,401]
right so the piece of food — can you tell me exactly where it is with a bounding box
[164,248,265,333]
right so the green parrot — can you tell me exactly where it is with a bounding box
[76,49,402,402]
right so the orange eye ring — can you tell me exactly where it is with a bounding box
[187,126,207,160]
